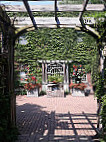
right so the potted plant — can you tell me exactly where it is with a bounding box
[72,64,86,83]
[70,65,87,96]
[48,75,63,84]
[24,72,41,97]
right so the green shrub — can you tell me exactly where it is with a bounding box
[39,90,46,96]
[48,75,64,83]
[101,94,106,134]
[95,74,104,100]
[64,91,69,95]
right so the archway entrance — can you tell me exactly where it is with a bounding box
[0,1,105,141]
[15,29,98,141]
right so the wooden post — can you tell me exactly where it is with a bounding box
[42,61,45,84]
[45,63,47,84]
[97,42,105,129]
[66,64,69,84]
[8,27,16,125]
[63,63,66,84]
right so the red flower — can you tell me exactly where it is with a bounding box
[31,73,33,75]
[69,83,74,88]
[69,83,87,90]
[31,76,36,81]
[79,65,82,67]
[73,65,75,68]
[25,79,28,81]
[73,72,75,75]
[20,78,23,81]
[75,68,77,71]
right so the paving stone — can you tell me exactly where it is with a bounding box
[16,95,97,142]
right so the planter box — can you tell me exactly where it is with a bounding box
[27,87,39,97]
[47,83,64,97]
[72,88,85,96]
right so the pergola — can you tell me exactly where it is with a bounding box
[38,60,72,93]
[0,0,105,36]
[0,0,105,128]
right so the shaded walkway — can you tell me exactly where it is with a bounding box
[16,95,97,142]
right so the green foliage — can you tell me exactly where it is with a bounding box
[0,94,18,142]
[39,90,46,96]
[89,0,103,4]
[64,91,69,95]
[104,60,106,86]
[48,75,64,83]
[15,28,97,73]
[91,49,99,84]
[0,53,18,141]
[7,11,79,17]
[15,88,27,96]
[101,94,106,132]
[59,0,84,4]
[59,0,103,4]
[84,11,106,43]
[95,74,105,100]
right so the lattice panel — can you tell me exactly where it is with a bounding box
[47,63,63,76]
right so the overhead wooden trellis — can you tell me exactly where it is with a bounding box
[0,0,105,38]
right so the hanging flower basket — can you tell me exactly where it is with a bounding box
[70,64,87,96]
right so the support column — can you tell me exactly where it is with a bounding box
[63,63,66,84]
[64,63,69,92]
[45,63,47,84]
[42,61,45,84]
[42,61,47,91]
[42,61,45,91]
[45,63,48,91]
[63,62,69,92]
[9,29,16,125]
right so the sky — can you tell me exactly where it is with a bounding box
[0,1,55,5]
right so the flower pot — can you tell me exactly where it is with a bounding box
[72,88,85,96]
[27,87,39,97]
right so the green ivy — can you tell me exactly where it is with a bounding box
[95,74,105,100]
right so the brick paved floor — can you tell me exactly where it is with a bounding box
[16,94,97,142]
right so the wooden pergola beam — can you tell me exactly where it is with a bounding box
[0,6,11,25]
[1,0,60,1]
[3,4,105,12]
[55,0,57,21]
[22,0,37,29]
[12,17,98,29]
[79,0,89,27]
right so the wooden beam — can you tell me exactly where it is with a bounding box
[85,25,101,38]
[54,0,60,28]
[12,17,98,29]
[1,0,61,1]
[76,25,101,39]
[0,6,11,25]
[22,0,37,29]
[3,4,105,12]
[79,0,89,26]
[55,0,57,21]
